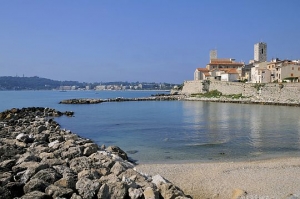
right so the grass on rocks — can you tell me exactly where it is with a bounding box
[191,90,246,99]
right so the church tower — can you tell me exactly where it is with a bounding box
[210,49,217,60]
[254,42,267,62]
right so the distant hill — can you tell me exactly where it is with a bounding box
[0,76,177,90]
[0,76,88,90]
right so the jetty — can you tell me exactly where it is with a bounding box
[59,94,185,104]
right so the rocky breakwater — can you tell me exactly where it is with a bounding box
[0,107,191,199]
[59,95,185,104]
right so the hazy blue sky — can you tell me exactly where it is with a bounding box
[0,1,299,83]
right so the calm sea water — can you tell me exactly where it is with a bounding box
[1,90,300,163]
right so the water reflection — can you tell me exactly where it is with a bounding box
[182,101,300,159]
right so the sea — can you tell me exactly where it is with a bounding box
[1,90,300,164]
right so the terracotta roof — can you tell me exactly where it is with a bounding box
[203,72,211,76]
[215,68,238,74]
[207,62,244,66]
[227,69,238,74]
[196,68,209,72]
[210,58,233,64]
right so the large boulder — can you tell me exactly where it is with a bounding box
[45,184,74,198]
[97,182,128,199]
[107,146,128,160]
[75,177,100,199]
[23,178,49,194]
[30,168,62,184]
[20,191,51,199]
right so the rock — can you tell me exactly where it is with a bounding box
[54,176,77,189]
[76,177,100,199]
[12,162,48,175]
[0,159,16,170]
[107,145,128,160]
[83,143,98,156]
[23,178,49,194]
[0,186,11,199]
[70,193,83,199]
[78,169,101,180]
[45,184,74,198]
[0,172,12,186]
[39,152,54,159]
[16,153,41,164]
[129,187,143,199]
[16,133,33,143]
[157,182,187,199]
[152,174,168,185]
[97,182,127,199]
[30,168,62,184]
[69,156,91,173]
[99,173,120,184]
[48,140,60,148]
[61,146,83,160]
[111,161,126,176]
[232,188,247,199]
[20,191,52,199]
[36,125,47,133]
[5,182,24,198]
[143,187,160,199]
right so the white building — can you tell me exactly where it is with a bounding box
[251,62,270,83]
[194,68,210,80]
[95,85,106,90]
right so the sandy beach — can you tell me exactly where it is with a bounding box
[136,157,300,199]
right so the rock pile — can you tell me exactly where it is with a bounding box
[0,107,191,199]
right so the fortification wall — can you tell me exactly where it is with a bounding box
[181,80,300,104]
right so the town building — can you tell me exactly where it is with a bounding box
[206,58,244,70]
[194,68,210,80]
[268,59,300,82]
[251,62,271,83]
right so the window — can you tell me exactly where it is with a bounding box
[298,67,300,71]
[292,67,294,70]
[291,73,294,77]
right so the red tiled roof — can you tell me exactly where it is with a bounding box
[215,68,239,74]
[208,62,244,66]
[196,68,209,72]
[203,72,211,76]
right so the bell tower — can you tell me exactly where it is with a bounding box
[254,42,267,62]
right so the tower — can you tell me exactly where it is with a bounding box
[254,42,267,62]
[210,49,217,60]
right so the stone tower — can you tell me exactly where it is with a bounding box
[254,42,267,62]
[210,49,217,60]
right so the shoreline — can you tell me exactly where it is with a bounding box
[184,96,300,107]
[0,107,191,199]
[136,156,300,199]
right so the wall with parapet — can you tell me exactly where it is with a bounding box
[181,80,300,103]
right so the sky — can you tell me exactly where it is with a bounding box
[0,1,299,84]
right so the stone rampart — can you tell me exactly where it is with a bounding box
[181,80,300,104]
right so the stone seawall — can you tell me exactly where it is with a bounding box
[181,81,300,104]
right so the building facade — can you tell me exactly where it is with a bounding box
[268,59,300,82]
[194,68,210,80]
